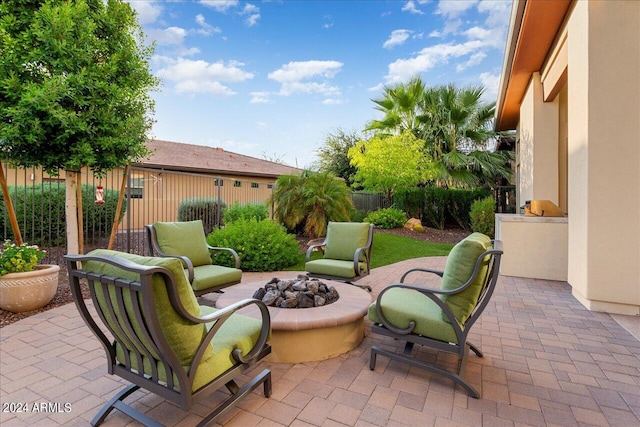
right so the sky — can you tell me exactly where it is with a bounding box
[126,0,512,169]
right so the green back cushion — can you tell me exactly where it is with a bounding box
[440,233,492,324]
[154,220,212,267]
[83,249,211,366]
[323,222,371,261]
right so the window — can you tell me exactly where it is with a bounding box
[251,182,259,189]
[234,180,242,187]
[126,175,144,199]
[267,184,274,190]
[214,178,224,186]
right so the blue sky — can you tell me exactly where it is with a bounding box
[126,0,512,168]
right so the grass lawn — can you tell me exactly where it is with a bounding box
[285,233,454,271]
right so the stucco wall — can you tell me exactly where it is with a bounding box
[566,1,640,314]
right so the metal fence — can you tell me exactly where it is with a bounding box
[1,164,276,264]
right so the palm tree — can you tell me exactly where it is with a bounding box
[366,78,512,188]
[366,76,426,138]
[269,170,352,238]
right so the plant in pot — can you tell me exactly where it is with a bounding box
[0,240,59,313]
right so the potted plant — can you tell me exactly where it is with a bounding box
[0,240,59,313]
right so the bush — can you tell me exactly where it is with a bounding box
[470,196,496,238]
[223,202,269,224]
[207,219,300,272]
[177,197,225,235]
[395,186,491,230]
[349,209,368,223]
[364,207,407,229]
[0,184,125,247]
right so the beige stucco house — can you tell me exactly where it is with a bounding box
[494,0,639,315]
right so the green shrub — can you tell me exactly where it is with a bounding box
[207,219,299,272]
[0,184,125,247]
[470,196,496,238]
[364,207,407,229]
[223,202,269,224]
[395,186,491,230]
[177,197,225,235]
[349,209,368,223]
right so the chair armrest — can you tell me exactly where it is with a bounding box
[400,267,444,283]
[374,283,463,335]
[353,246,371,276]
[305,240,327,262]
[187,298,271,374]
[207,244,241,269]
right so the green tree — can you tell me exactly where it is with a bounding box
[0,0,158,254]
[366,77,512,188]
[348,131,437,203]
[269,170,352,238]
[366,76,426,138]
[421,84,512,187]
[314,128,362,187]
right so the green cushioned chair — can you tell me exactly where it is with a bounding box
[145,220,242,296]
[305,222,374,291]
[368,234,503,398]
[65,250,271,427]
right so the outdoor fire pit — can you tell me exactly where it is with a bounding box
[252,275,339,309]
[216,279,371,363]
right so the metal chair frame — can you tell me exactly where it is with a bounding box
[65,254,271,426]
[369,241,503,398]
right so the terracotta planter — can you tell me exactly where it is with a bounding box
[0,264,60,313]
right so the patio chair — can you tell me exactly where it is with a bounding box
[65,249,272,427]
[305,221,374,292]
[145,220,242,296]
[368,233,503,398]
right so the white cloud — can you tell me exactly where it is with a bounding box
[383,29,412,49]
[195,14,222,36]
[478,0,511,28]
[157,58,254,96]
[322,98,343,105]
[434,0,478,19]
[200,0,238,13]
[269,60,342,83]
[479,71,501,101]
[126,1,162,25]
[382,40,484,85]
[456,51,487,71]
[402,1,427,15]
[146,26,187,46]
[268,60,343,99]
[250,91,272,104]
[240,3,260,27]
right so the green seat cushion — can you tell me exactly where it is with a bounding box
[116,305,267,392]
[84,249,211,366]
[153,220,212,267]
[306,259,368,278]
[368,287,458,344]
[190,265,243,291]
[323,222,371,261]
[440,232,492,324]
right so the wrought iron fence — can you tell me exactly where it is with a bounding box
[1,163,276,263]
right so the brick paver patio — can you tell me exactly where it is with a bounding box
[1,257,639,426]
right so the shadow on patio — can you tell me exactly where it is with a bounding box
[1,257,639,426]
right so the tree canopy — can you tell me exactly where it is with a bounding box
[348,131,437,202]
[314,128,362,188]
[366,77,512,188]
[0,0,159,253]
[0,0,158,175]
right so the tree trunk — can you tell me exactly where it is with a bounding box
[65,170,80,255]
[0,165,23,245]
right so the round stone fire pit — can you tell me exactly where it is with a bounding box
[216,279,372,363]
[252,276,339,309]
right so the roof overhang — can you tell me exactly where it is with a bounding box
[495,0,574,131]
